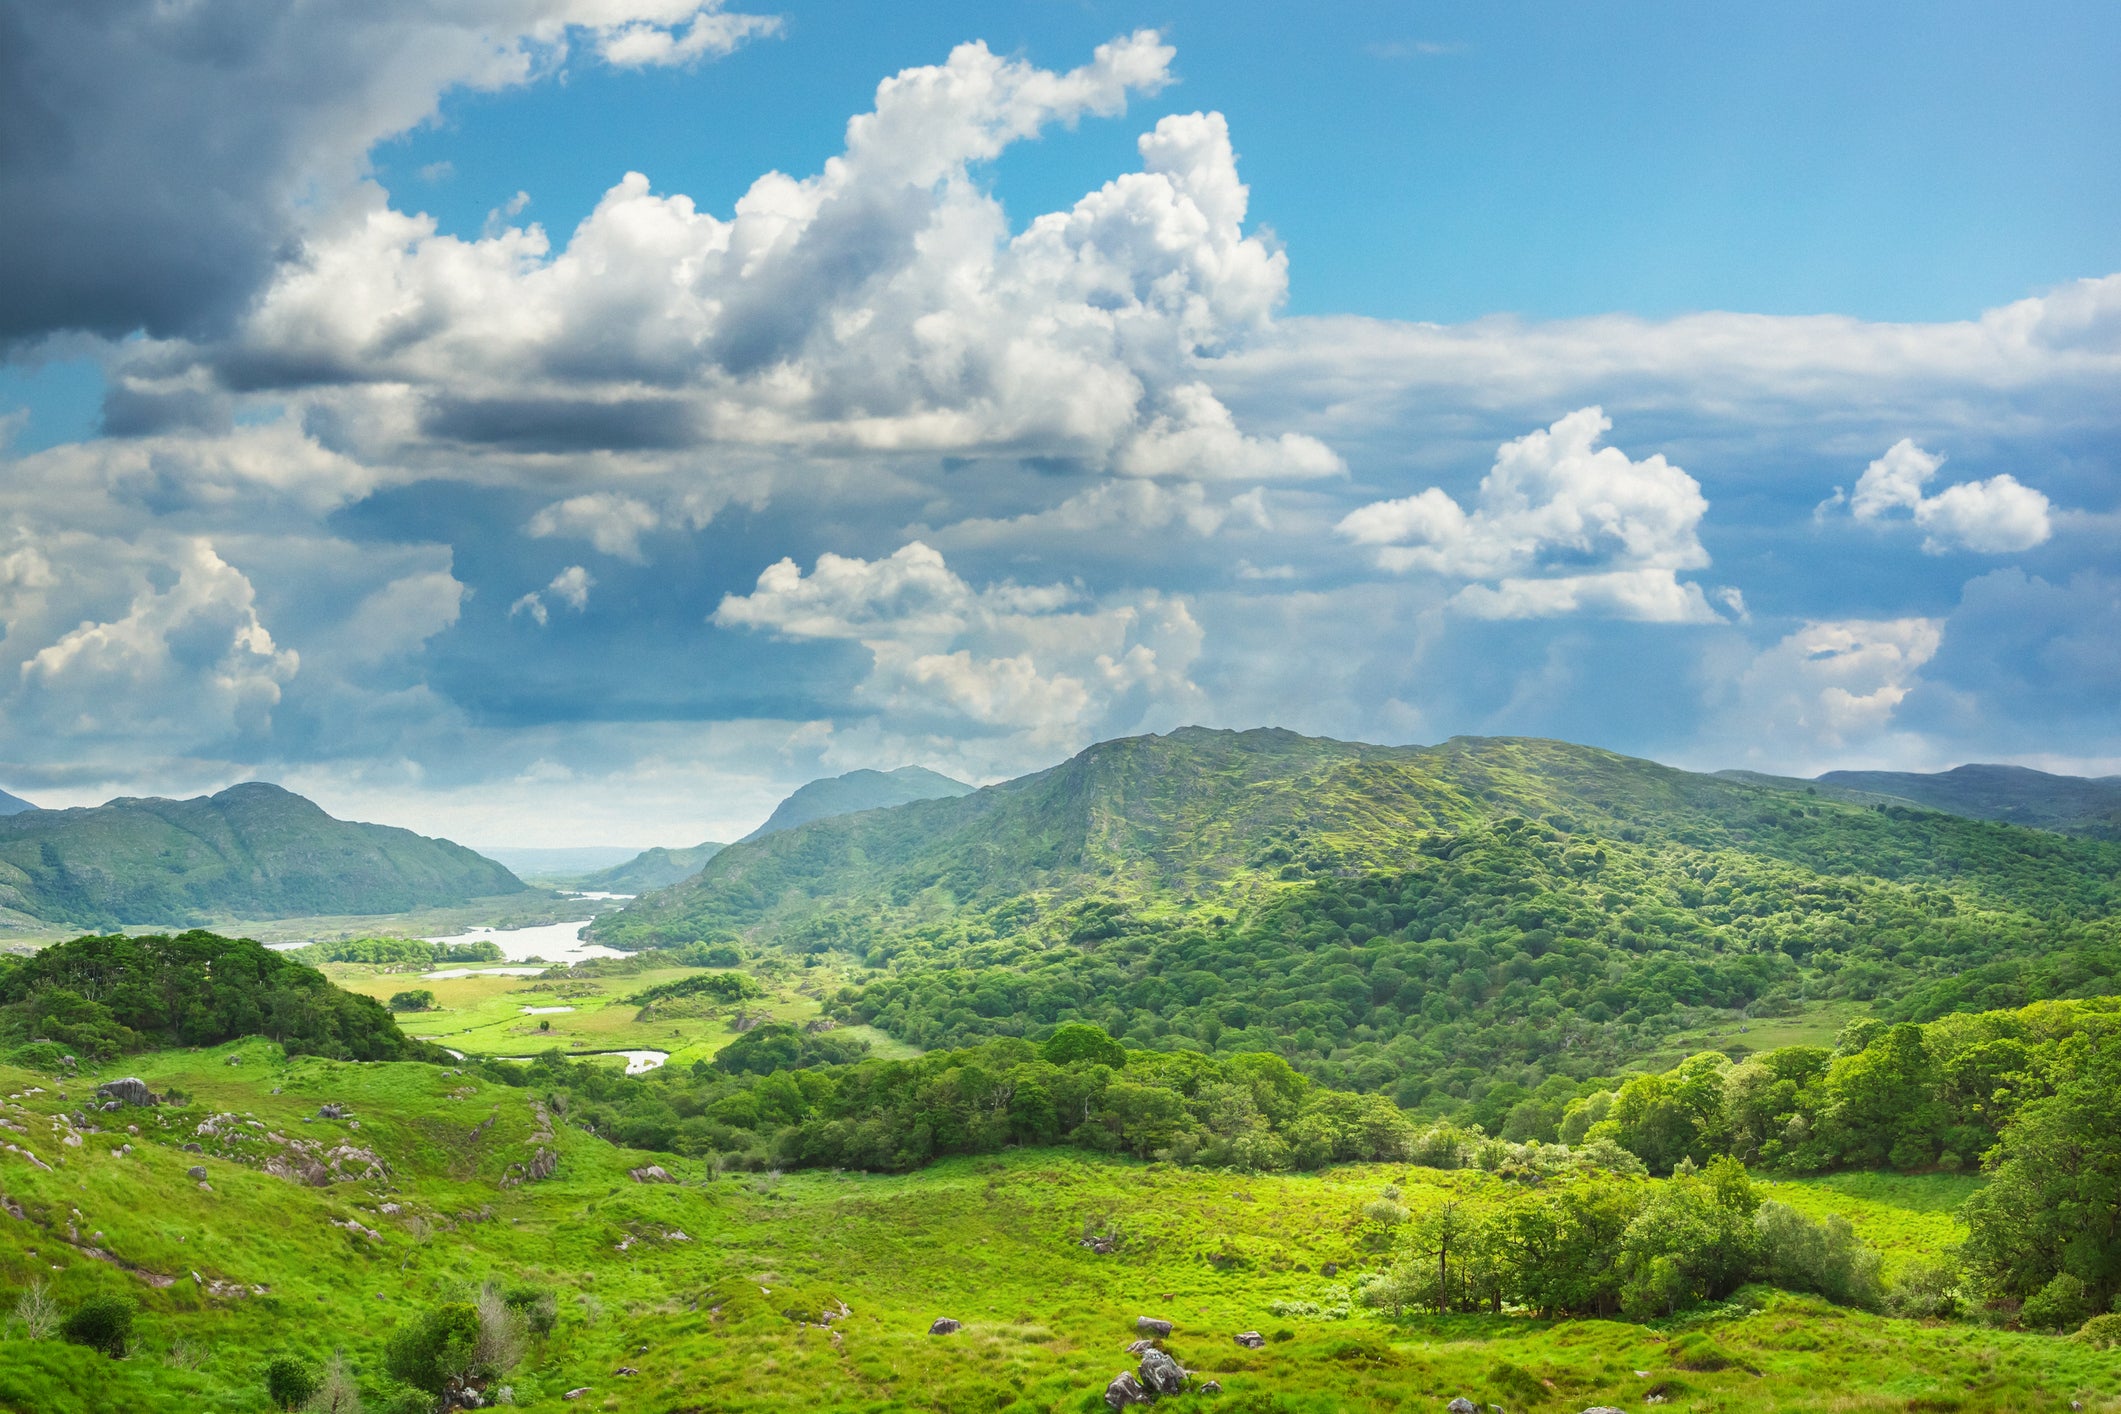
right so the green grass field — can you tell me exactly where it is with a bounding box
[0,1045,2117,1414]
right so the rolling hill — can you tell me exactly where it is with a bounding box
[737,764,972,842]
[0,782,527,929]
[0,787,35,815]
[591,728,2121,1088]
[571,840,726,894]
[1815,763,2121,840]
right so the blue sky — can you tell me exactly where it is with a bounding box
[0,1,2115,846]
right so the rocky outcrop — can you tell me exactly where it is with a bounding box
[1104,1371,1151,1410]
[1234,1331,1265,1348]
[96,1078,156,1108]
[1448,1400,1480,1414]
[1104,1335,1188,1409]
[629,1164,675,1184]
[1139,1349,1186,1396]
[928,1317,961,1334]
[1135,1317,1173,1338]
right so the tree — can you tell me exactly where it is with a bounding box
[1962,1031,2121,1315]
[387,990,436,1013]
[1042,1022,1126,1069]
[384,1302,481,1395]
[262,1354,321,1411]
[1404,1198,1481,1313]
[1598,1051,1732,1173]
[59,1293,134,1357]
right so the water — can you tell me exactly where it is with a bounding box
[559,890,635,902]
[424,918,624,966]
[422,966,550,979]
[519,1005,574,1015]
[487,1049,668,1073]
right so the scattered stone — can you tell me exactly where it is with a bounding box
[318,1104,348,1120]
[1105,1371,1151,1410]
[1580,1407,1627,1414]
[187,1166,207,1181]
[1139,1348,1187,1396]
[95,1078,155,1108]
[1126,1339,1158,1356]
[614,1367,638,1376]
[1201,1382,1223,1395]
[629,1164,674,1184]
[379,1202,402,1215]
[1135,1316,1173,1338]
[1234,1331,1265,1348]
[928,1317,962,1335]
[563,1390,590,1402]
[182,1143,202,1153]
[1448,1400,1479,1414]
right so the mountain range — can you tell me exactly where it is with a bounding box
[0,782,526,930]
[590,728,2121,1086]
[0,788,35,816]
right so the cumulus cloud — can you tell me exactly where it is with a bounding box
[715,541,1201,754]
[1701,617,1945,772]
[510,565,596,625]
[160,36,1334,488]
[527,493,663,560]
[1336,407,1719,622]
[0,0,779,347]
[337,571,467,665]
[1838,438,2053,554]
[9,538,298,746]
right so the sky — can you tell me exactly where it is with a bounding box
[0,0,2115,848]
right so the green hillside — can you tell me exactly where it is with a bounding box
[1817,764,2121,840]
[0,783,526,930]
[738,764,973,842]
[592,730,2121,1089]
[570,841,725,894]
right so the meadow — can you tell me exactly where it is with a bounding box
[0,1043,2116,1414]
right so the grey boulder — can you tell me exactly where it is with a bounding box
[928,1317,961,1335]
[1139,1348,1187,1396]
[1135,1316,1174,1338]
[1104,1371,1151,1410]
[629,1164,675,1184]
[1581,1408,1627,1414]
[96,1078,154,1107]
[187,1166,207,1181]
[1234,1331,1265,1348]
[1448,1400,1480,1414]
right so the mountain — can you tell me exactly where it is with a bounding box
[738,765,973,842]
[1814,764,2121,840]
[593,728,2121,1090]
[0,782,527,929]
[0,788,34,816]
[572,841,726,894]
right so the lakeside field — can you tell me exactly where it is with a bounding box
[0,1043,2115,1414]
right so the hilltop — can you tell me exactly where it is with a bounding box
[0,783,526,930]
[1817,763,2121,840]
[570,841,725,894]
[0,788,34,817]
[737,764,972,842]
[592,728,2121,1085]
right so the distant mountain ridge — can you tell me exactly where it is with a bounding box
[738,765,973,842]
[0,782,527,929]
[573,841,726,894]
[0,787,35,816]
[1721,763,2121,840]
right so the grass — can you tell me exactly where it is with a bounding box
[1634,1000,1866,1071]
[0,1046,2116,1414]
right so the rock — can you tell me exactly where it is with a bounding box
[1321,1262,1339,1276]
[187,1166,207,1181]
[1104,1371,1151,1410]
[318,1103,348,1119]
[1201,1382,1223,1395]
[629,1164,675,1184]
[528,1147,558,1181]
[1234,1330,1265,1348]
[1139,1347,1187,1396]
[96,1078,155,1107]
[614,1367,638,1376]
[1448,1400,1480,1414]
[1580,1408,1627,1414]
[563,1389,590,1401]
[928,1317,962,1335]
[1135,1316,1174,1338]
[182,1143,202,1153]
[1126,1339,1158,1355]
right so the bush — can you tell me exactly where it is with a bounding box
[2076,1312,2121,1350]
[388,990,437,1013]
[385,1302,481,1393]
[11,1278,58,1339]
[60,1293,134,1357]
[261,1354,320,1410]
[1752,1201,1883,1309]
[503,1285,559,1337]
[1886,1256,1963,1319]
[2021,1272,2094,1332]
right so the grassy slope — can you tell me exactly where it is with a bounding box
[1,1050,2117,1414]
[572,845,727,896]
[0,784,526,931]
[739,767,974,844]
[599,729,2121,951]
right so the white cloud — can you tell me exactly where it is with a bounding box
[510,593,550,627]
[1845,439,2053,554]
[1336,407,1718,622]
[511,565,595,625]
[338,571,466,664]
[10,538,298,746]
[593,3,783,68]
[1702,617,1946,772]
[527,492,662,560]
[715,541,1201,756]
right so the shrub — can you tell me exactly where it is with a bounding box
[474,1281,525,1374]
[384,1302,481,1393]
[1886,1256,1964,1319]
[262,1354,320,1410]
[60,1293,134,1357]
[388,990,437,1013]
[1752,1201,1883,1309]
[503,1285,559,1337]
[2020,1272,2094,1332]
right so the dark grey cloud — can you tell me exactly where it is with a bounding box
[420,395,700,453]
